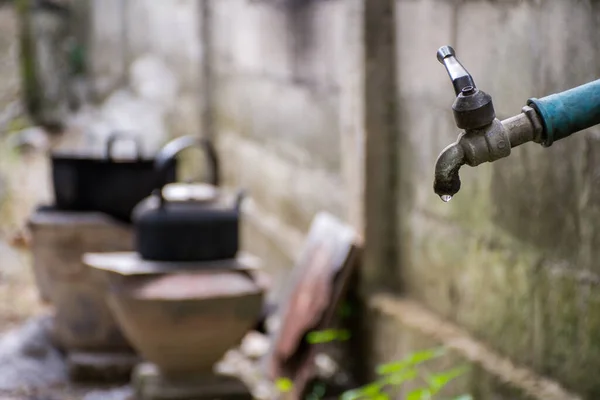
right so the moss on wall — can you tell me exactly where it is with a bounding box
[15,0,40,118]
[387,0,600,397]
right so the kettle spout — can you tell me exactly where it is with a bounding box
[434,142,465,201]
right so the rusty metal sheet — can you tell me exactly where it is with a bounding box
[266,212,361,398]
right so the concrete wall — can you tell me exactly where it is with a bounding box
[376,0,600,399]
[203,1,591,398]
[88,0,204,139]
[80,0,366,300]
[86,2,365,301]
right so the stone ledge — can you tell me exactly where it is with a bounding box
[67,350,140,383]
[367,293,581,400]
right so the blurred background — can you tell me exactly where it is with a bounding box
[0,0,599,399]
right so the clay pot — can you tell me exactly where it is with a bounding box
[106,270,264,377]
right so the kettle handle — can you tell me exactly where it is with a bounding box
[234,189,247,212]
[105,132,143,161]
[154,135,220,192]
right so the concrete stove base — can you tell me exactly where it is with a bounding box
[132,362,252,400]
[67,350,140,383]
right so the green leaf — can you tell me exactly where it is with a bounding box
[403,347,446,366]
[341,381,385,400]
[377,360,408,376]
[338,301,354,318]
[406,388,431,400]
[275,377,293,393]
[385,368,418,386]
[377,348,446,375]
[338,329,352,341]
[340,389,364,400]
[360,382,383,396]
[311,382,327,398]
[428,366,469,394]
[306,329,352,344]
[373,394,390,400]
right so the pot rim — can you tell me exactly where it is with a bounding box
[108,288,265,302]
[51,153,157,163]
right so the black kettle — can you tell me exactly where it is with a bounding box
[132,135,245,262]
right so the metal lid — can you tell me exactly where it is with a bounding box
[162,183,219,203]
[118,271,263,300]
[83,251,262,276]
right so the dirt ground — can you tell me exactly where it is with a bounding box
[0,242,45,334]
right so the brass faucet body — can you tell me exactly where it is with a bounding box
[433,106,543,200]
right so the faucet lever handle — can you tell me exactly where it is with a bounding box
[437,46,476,96]
[436,45,496,130]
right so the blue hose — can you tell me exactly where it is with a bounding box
[528,79,600,146]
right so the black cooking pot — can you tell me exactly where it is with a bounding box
[51,133,214,223]
[132,136,243,262]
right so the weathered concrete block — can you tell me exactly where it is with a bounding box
[285,0,347,88]
[89,0,204,137]
[209,0,347,88]
[209,0,294,80]
[454,0,598,115]
[400,211,541,366]
[580,128,600,274]
[240,200,301,303]
[532,0,599,95]
[212,74,341,173]
[125,0,202,90]
[398,207,600,398]
[0,6,19,108]
[28,8,71,128]
[167,93,203,140]
[490,135,586,261]
[216,132,345,232]
[454,0,540,117]
[89,0,127,100]
[533,266,600,399]
[395,0,454,104]
[364,295,579,400]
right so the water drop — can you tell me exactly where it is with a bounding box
[440,194,452,203]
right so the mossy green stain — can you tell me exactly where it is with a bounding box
[16,0,41,117]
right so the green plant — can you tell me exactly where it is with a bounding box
[275,344,472,400]
[340,347,469,400]
[276,377,294,394]
[5,116,30,134]
[274,300,471,400]
[305,329,352,344]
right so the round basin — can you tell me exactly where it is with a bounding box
[106,270,264,377]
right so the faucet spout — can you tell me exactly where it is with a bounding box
[434,141,465,200]
[433,118,514,201]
